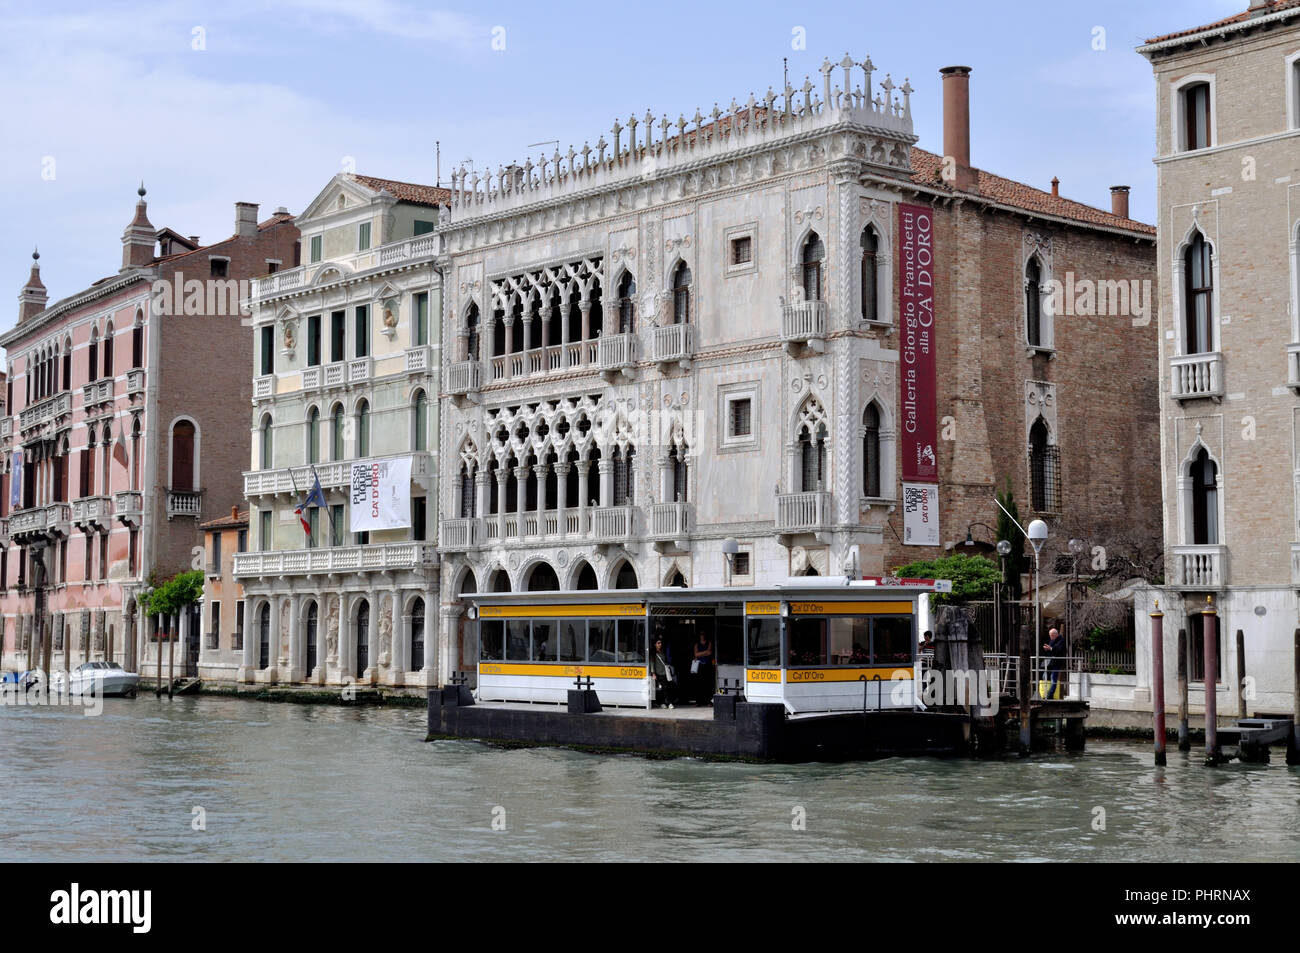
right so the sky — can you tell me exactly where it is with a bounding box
[0,0,1246,327]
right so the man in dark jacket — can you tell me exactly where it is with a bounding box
[1042,627,1066,699]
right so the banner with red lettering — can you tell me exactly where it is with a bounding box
[349,456,412,531]
[898,202,937,483]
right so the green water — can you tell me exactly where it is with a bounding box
[2,696,1297,862]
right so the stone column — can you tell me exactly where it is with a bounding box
[335,589,349,685]
[579,301,592,361]
[474,471,490,523]
[577,461,591,533]
[514,465,529,530]
[598,460,613,508]
[534,464,548,519]
[424,585,438,686]
[503,318,515,377]
[554,463,570,537]
[240,601,257,682]
[539,306,551,348]
[390,586,403,678]
[286,594,300,681]
[495,470,509,539]
[365,587,379,680]
[440,604,463,690]
[658,453,672,503]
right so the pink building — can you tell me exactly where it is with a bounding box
[0,188,298,678]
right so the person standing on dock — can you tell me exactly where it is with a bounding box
[651,637,677,709]
[1042,627,1065,700]
[691,632,715,705]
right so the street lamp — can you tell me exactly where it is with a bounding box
[963,522,998,547]
[1027,520,1049,656]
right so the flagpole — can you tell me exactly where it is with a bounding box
[287,466,310,548]
[314,466,336,540]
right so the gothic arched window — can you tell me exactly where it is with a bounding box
[862,404,881,498]
[672,262,691,325]
[1185,233,1213,355]
[1026,257,1043,348]
[1190,447,1219,545]
[802,232,825,303]
[860,226,879,322]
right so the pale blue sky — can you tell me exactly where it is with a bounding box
[1,0,1244,322]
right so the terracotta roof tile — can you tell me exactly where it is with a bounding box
[1143,0,1300,45]
[200,508,249,530]
[908,147,1155,235]
[348,174,451,208]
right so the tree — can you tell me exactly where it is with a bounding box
[996,478,1026,601]
[891,552,1002,604]
[137,569,203,618]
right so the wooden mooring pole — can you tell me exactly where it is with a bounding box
[1289,628,1300,767]
[1018,623,1031,756]
[1203,597,1222,766]
[1151,604,1166,766]
[1177,627,1190,752]
[1236,629,1247,719]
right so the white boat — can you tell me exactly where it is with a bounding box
[52,662,140,698]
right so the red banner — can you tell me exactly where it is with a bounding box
[898,203,937,482]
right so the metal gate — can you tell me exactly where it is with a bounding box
[185,605,200,678]
[356,601,369,677]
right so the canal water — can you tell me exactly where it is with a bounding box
[2,696,1297,862]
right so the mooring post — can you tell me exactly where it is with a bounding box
[1177,627,1189,752]
[1151,603,1166,766]
[1203,597,1221,766]
[1289,628,1300,767]
[1236,629,1247,719]
[1018,623,1031,756]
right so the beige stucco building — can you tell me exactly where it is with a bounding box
[1133,0,1300,718]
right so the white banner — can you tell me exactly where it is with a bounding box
[349,457,412,531]
[902,482,939,546]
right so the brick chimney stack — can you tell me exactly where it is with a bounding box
[18,249,47,323]
[235,202,259,239]
[1248,1,1274,13]
[940,66,977,191]
[121,183,156,271]
[1110,185,1131,219]
[1051,177,1060,197]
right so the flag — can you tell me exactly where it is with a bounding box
[9,451,21,509]
[293,471,327,541]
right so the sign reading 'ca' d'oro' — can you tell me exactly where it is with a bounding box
[898,202,937,483]
[349,456,413,531]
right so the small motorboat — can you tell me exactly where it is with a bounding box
[52,662,140,698]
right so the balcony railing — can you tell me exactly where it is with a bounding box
[1172,544,1227,589]
[447,360,482,396]
[71,495,112,529]
[1288,343,1300,393]
[776,491,832,533]
[244,451,434,498]
[649,501,693,539]
[440,517,484,551]
[18,390,71,431]
[1170,352,1223,401]
[405,346,431,373]
[233,541,438,578]
[651,324,694,365]
[126,368,145,397]
[253,375,274,400]
[324,361,346,387]
[0,418,11,439]
[590,505,636,542]
[348,357,372,383]
[167,490,203,519]
[302,366,322,389]
[9,502,71,538]
[114,490,142,526]
[82,379,112,407]
[597,332,637,374]
[781,299,828,343]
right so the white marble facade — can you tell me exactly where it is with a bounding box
[435,56,915,683]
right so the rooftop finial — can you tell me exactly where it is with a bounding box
[32,247,39,262]
[138,181,147,198]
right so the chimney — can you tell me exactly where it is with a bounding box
[940,66,976,191]
[235,202,259,239]
[1051,177,1060,197]
[18,249,47,323]
[188,236,201,245]
[1248,1,1274,13]
[121,183,156,271]
[1110,185,1131,219]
